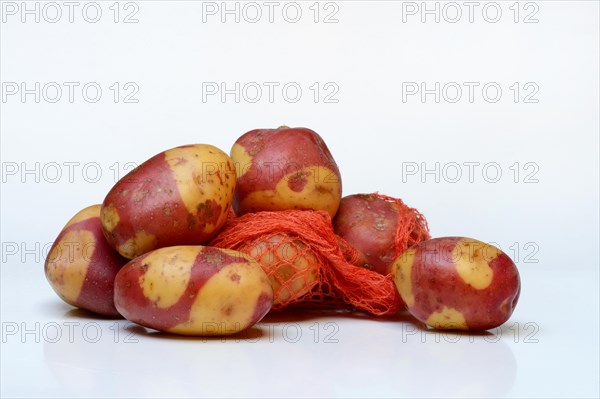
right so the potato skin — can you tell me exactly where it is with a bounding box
[391,237,520,331]
[113,246,273,335]
[231,126,342,217]
[101,144,236,259]
[333,194,401,275]
[45,205,127,316]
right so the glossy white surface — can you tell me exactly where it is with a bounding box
[1,1,599,398]
[1,267,599,398]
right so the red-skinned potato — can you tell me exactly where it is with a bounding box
[333,194,429,275]
[230,126,342,217]
[334,194,400,274]
[45,205,127,316]
[101,144,236,259]
[114,246,273,336]
[391,237,520,331]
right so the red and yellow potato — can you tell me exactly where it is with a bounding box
[101,144,236,259]
[45,205,127,316]
[391,237,520,331]
[113,246,273,335]
[230,126,342,217]
[243,234,320,307]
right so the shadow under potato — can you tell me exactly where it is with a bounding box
[63,308,124,321]
[125,324,265,341]
[261,307,415,323]
[262,307,502,337]
[62,304,505,338]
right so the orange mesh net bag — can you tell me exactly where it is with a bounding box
[375,192,431,258]
[210,210,402,316]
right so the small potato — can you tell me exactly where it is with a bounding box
[114,246,273,336]
[45,205,127,316]
[231,126,342,217]
[333,194,430,275]
[101,144,236,259]
[391,237,520,331]
[243,234,319,307]
[333,194,400,274]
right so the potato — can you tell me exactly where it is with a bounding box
[391,237,520,331]
[101,144,236,259]
[333,194,400,274]
[230,126,342,217]
[113,246,273,335]
[243,234,319,307]
[333,194,429,275]
[45,205,127,316]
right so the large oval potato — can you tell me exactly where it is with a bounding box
[45,205,127,316]
[391,237,521,331]
[114,246,273,335]
[230,126,342,217]
[101,144,236,259]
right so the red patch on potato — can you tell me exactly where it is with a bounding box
[249,292,274,326]
[287,171,310,193]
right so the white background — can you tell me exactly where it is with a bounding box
[1,1,599,398]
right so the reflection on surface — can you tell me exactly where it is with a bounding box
[328,323,517,398]
[43,312,268,397]
[43,310,516,398]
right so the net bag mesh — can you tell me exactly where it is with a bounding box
[210,210,401,316]
[372,193,431,260]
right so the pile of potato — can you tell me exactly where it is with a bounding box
[45,126,521,335]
